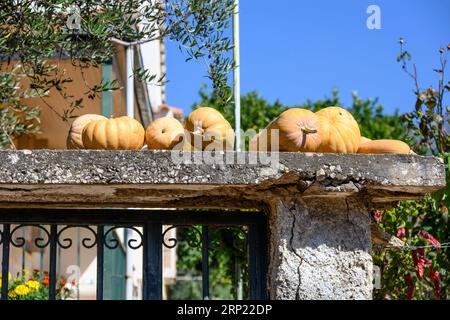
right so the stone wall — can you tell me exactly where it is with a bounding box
[0,150,446,299]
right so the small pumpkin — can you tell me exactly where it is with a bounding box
[358,138,413,154]
[82,116,145,150]
[146,117,185,150]
[266,108,322,152]
[316,106,361,153]
[66,114,107,149]
[184,107,234,150]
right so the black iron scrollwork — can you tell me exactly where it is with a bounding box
[209,226,248,253]
[57,226,97,249]
[10,225,51,248]
[162,225,202,249]
[104,226,144,250]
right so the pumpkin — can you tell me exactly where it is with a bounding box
[66,114,107,149]
[184,107,234,150]
[358,139,413,154]
[82,116,145,150]
[145,117,185,150]
[316,106,361,153]
[266,108,322,152]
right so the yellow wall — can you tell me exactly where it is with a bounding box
[6,56,138,149]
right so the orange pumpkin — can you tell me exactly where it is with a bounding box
[66,114,107,149]
[358,139,413,154]
[184,107,234,150]
[266,108,322,152]
[82,116,145,150]
[316,106,361,153]
[145,117,185,150]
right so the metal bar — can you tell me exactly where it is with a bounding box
[202,225,210,300]
[1,224,11,300]
[248,216,268,300]
[126,45,135,118]
[49,225,57,300]
[101,62,114,117]
[233,0,241,151]
[0,209,263,225]
[96,225,104,300]
[143,223,162,300]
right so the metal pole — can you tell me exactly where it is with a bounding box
[126,45,135,118]
[125,43,135,299]
[233,0,241,151]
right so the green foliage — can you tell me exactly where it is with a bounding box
[0,0,235,148]
[169,226,248,300]
[0,64,41,148]
[373,40,450,300]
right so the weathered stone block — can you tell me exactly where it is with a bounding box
[268,198,373,300]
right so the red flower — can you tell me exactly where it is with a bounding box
[42,277,49,286]
[412,248,431,279]
[397,227,406,238]
[418,231,440,247]
[70,279,76,286]
[60,278,66,287]
[371,210,383,223]
[429,269,440,299]
[404,274,414,300]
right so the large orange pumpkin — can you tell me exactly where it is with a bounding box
[358,138,413,154]
[145,117,185,150]
[82,116,145,150]
[66,114,107,149]
[184,107,234,150]
[316,106,361,153]
[266,108,322,152]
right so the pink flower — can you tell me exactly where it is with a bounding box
[397,227,406,238]
[418,231,440,247]
[371,210,383,223]
[412,248,431,279]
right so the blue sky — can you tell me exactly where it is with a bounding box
[165,0,450,115]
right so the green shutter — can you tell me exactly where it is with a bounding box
[103,230,126,300]
[101,62,113,117]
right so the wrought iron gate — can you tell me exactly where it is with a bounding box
[0,209,267,300]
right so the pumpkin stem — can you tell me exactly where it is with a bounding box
[301,126,317,134]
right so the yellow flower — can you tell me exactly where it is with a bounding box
[23,270,29,276]
[8,290,17,299]
[26,280,40,291]
[14,285,30,296]
[0,273,12,289]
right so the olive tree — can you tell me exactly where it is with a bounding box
[0,0,235,148]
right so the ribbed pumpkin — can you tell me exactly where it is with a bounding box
[316,106,361,153]
[146,117,185,150]
[82,116,145,150]
[358,138,413,154]
[267,108,322,152]
[66,114,107,149]
[184,107,234,150]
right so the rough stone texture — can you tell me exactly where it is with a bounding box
[0,150,445,208]
[269,198,373,300]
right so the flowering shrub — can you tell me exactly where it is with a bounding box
[0,270,76,300]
